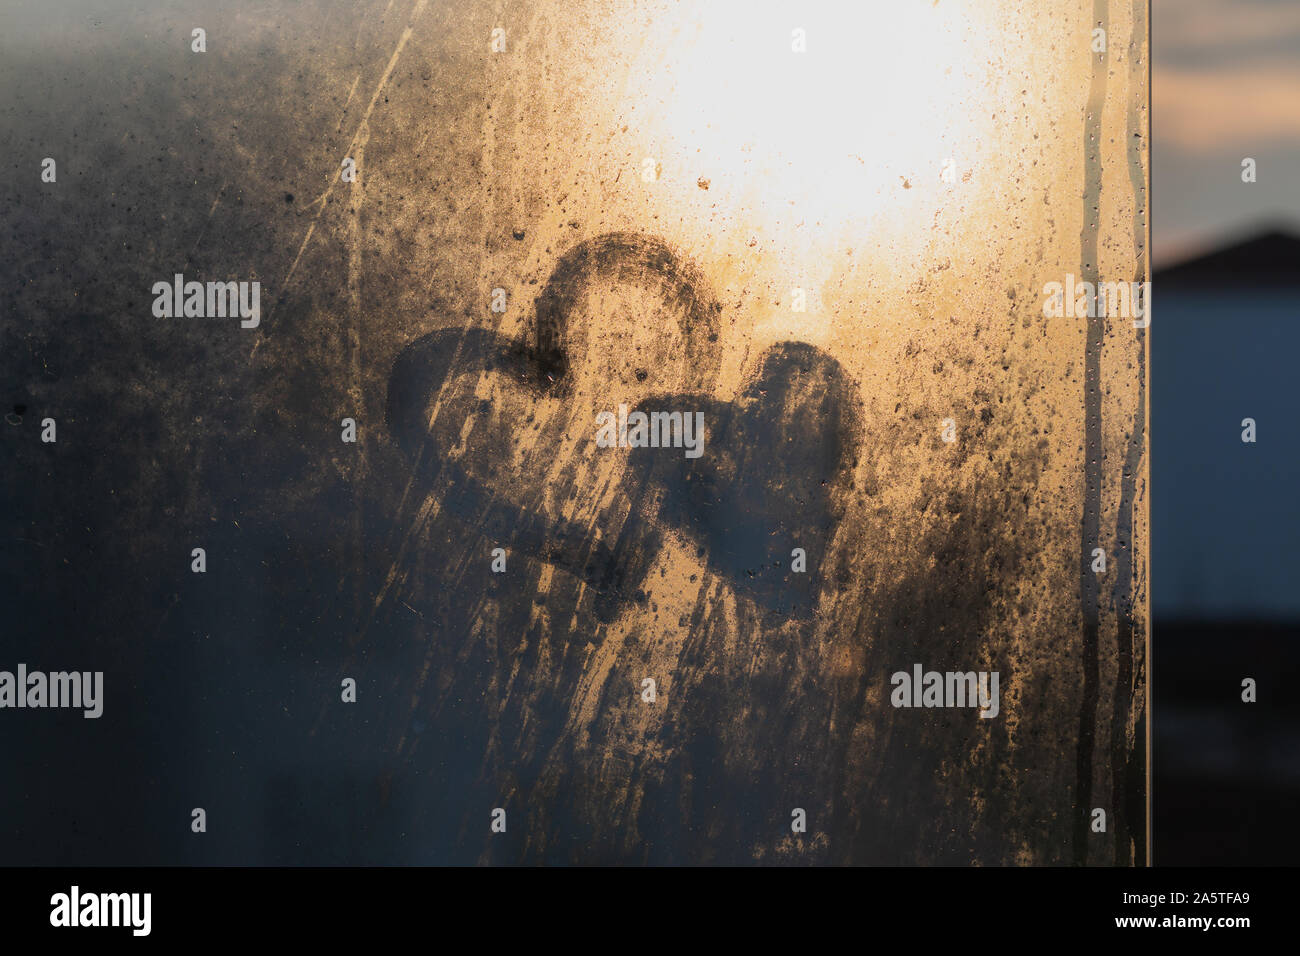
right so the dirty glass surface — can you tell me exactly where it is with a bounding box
[1,0,1148,865]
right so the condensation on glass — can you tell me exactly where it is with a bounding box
[263,0,1151,864]
[407,0,1152,866]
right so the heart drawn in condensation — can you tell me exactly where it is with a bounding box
[386,232,862,622]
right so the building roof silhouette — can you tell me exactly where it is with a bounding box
[1156,228,1300,289]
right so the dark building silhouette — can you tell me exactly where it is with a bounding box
[1153,226,1300,864]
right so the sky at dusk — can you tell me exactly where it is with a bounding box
[1155,0,1300,264]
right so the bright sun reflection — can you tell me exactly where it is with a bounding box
[618,1,997,249]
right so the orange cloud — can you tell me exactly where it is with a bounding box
[1155,62,1300,150]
